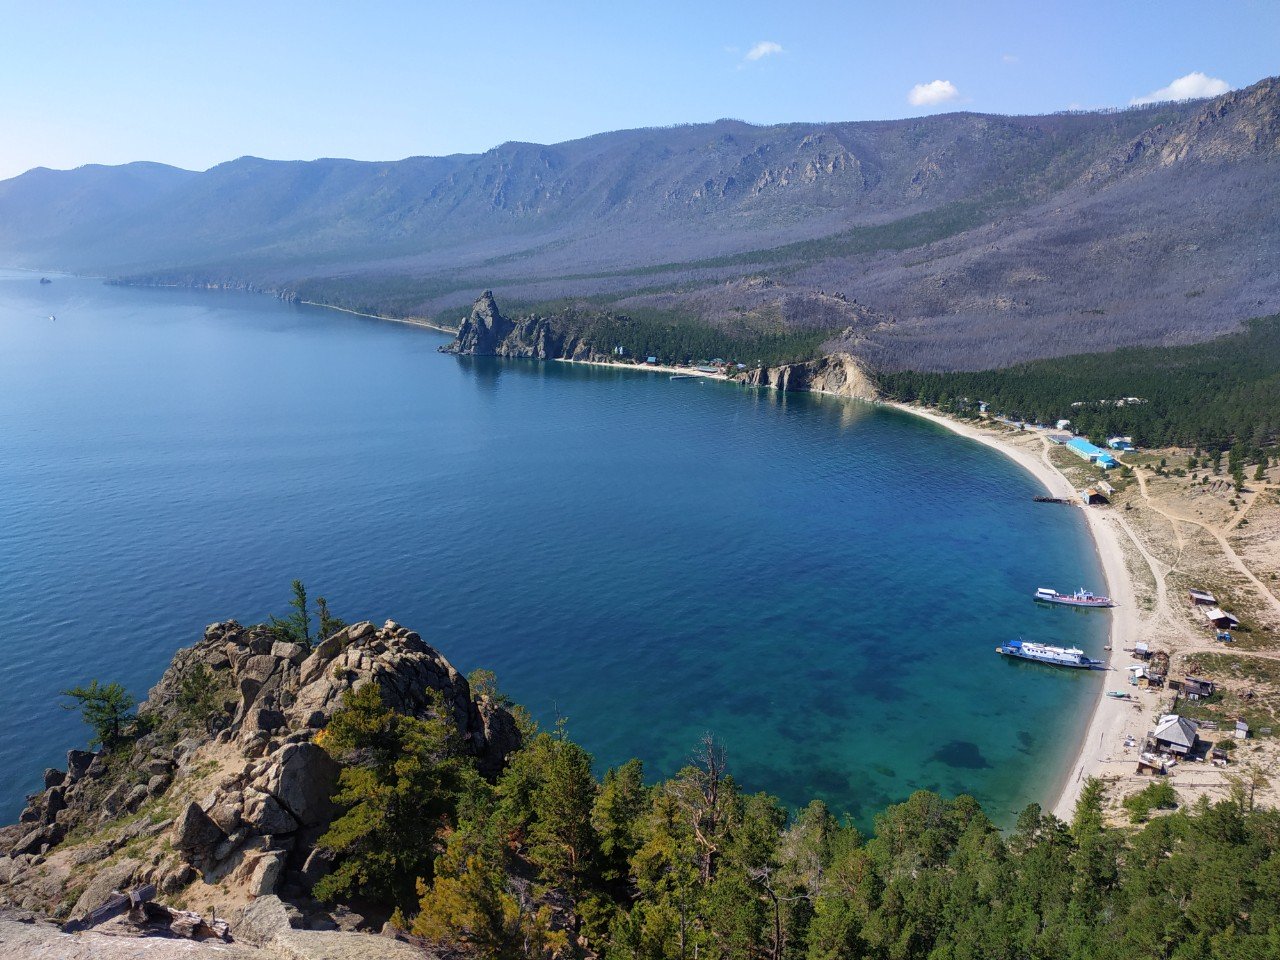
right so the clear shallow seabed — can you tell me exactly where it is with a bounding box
[0,272,1107,825]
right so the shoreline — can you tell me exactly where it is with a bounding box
[888,403,1134,821]
[297,301,460,336]
[552,355,731,380]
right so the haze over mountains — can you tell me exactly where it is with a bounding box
[3,76,1278,369]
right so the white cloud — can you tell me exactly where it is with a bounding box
[1131,71,1230,105]
[1001,54,1019,64]
[745,41,783,62]
[908,79,960,107]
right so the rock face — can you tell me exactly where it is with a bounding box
[442,291,609,362]
[0,617,520,931]
[745,352,877,400]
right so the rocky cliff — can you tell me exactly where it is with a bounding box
[0,618,519,948]
[744,352,877,400]
[442,291,608,361]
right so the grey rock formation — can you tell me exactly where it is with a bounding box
[745,352,877,400]
[443,290,514,354]
[0,615,520,938]
[442,292,609,362]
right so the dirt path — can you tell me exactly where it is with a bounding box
[1132,470,1280,617]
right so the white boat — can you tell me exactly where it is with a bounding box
[996,638,1103,669]
[1034,586,1115,608]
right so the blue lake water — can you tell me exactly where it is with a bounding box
[0,271,1106,825]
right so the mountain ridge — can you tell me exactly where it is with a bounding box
[3,78,1278,369]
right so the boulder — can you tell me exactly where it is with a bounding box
[172,802,224,855]
[69,858,142,920]
[206,794,244,834]
[42,768,65,790]
[263,743,339,828]
[65,749,95,782]
[248,707,286,733]
[243,792,298,836]
[247,850,286,897]
[235,894,293,945]
[271,641,307,664]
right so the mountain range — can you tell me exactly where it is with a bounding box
[2,75,1278,370]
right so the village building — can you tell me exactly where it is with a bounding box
[1107,436,1135,450]
[1188,588,1216,606]
[1202,607,1241,630]
[1064,437,1118,468]
[1152,714,1200,756]
[1182,677,1216,701]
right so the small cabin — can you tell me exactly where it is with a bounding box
[1152,714,1199,756]
[1135,642,1150,659]
[1236,718,1250,739]
[645,356,658,365]
[1183,677,1216,701]
[1107,436,1135,451]
[1081,488,1109,505]
[1056,419,1071,430]
[1188,588,1217,606]
[1202,607,1241,630]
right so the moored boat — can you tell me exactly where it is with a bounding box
[1034,586,1115,608]
[996,638,1104,669]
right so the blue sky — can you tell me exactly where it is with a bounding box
[1,0,1277,180]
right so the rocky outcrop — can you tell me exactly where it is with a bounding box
[442,291,610,362]
[0,617,520,936]
[744,352,877,400]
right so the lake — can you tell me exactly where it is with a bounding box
[0,271,1107,825]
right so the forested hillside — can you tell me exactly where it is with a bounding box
[878,314,1280,454]
[4,76,1280,369]
[272,683,1280,959]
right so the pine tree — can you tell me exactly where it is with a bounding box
[61,680,136,748]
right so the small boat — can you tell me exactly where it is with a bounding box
[1106,690,1131,699]
[996,638,1104,669]
[1034,586,1115,608]
[669,374,694,380]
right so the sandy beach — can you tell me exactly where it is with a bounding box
[888,404,1146,820]
[552,356,731,379]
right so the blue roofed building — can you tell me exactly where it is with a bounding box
[1065,438,1118,469]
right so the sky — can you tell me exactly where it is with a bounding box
[1,0,1277,181]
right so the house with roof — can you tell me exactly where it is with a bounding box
[1188,588,1216,606]
[1152,714,1199,756]
[1065,437,1118,468]
[1182,677,1216,701]
[1107,436,1135,451]
[1202,607,1241,630]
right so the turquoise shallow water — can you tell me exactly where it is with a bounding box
[0,272,1106,825]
